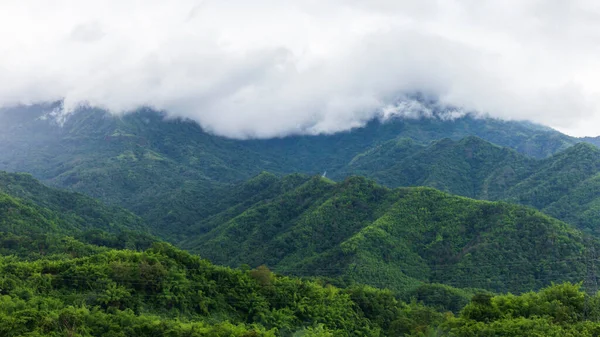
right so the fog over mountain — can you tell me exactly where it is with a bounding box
[2,1,600,137]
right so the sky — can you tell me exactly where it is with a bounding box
[2,0,600,138]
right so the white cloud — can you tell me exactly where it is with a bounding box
[1,0,600,137]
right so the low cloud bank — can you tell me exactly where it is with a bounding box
[2,1,600,137]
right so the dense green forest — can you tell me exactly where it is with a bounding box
[0,171,156,258]
[5,240,600,336]
[12,169,593,296]
[331,136,534,199]
[330,136,600,234]
[4,102,600,335]
[0,103,586,217]
[0,173,435,335]
[1,103,600,241]
[3,174,598,336]
[180,174,595,294]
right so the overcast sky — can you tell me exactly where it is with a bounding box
[2,0,600,138]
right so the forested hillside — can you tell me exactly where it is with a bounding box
[3,105,600,335]
[0,172,429,336]
[0,101,586,199]
[0,242,392,336]
[332,136,534,200]
[3,172,594,336]
[0,171,155,258]
[0,102,594,237]
[505,143,600,233]
[3,104,600,293]
[7,169,591,297]
[179,175,594,294]
[5,240,600,336]
[330,137,600,234]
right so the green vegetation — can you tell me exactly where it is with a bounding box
[0,242,384,336]
[2,239,600,336]
[0,104,590,240]
[0,171,446,336]
[0,171,155,258]
[505,143,600,233]
[332,137,600,234]
[441,282,600,336]
[4,103,600,334]
[332,136,534,200]
[181,175,593,294]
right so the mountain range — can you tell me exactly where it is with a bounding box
[2,101,600,237]
[0,167,599,335]
[3,100,600,335]
[332,136,600,234]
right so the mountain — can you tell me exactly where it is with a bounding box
[0,101,591,236]
[4,103,600,335]
[241,114,576,173]
[332,136,535,200]
[0,171,155,257]
[332,138,600,233]
[0,171,468,336]
[0,171,145,233]
[0,171,599,336]
[179,175,593,294]
[0,170,451,335]
[2,103,597,292]
[503,143,600,214]
[582,136,600,147]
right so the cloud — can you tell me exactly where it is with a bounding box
[1,0,600,137]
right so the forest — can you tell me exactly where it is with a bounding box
[2,105,600,335]
[4,236,600,336]
[0,169,599,335]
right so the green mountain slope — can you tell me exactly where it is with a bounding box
[0,171,471,336]
[0,171,145,233]
[181,175,592,294]
[503,143,600,213]
[0,102,588,237]
[0,171,155,257]
[439,283,600,336]
[0,170,599,335]
[3,241,600,336]
[330,137,600,234]
[4,102,600,246]
[504,143,600,207]
[0,241,460,337]
[333,136,534,200]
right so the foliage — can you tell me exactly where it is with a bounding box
[439,283,600,336]
[0,242,442,336]
[0,104,589,241]
[181,175,594,294]
[333,137,600,234]
[0,172,156,258]
[2,245,600,337]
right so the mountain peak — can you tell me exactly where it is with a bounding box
[551,141,600,161]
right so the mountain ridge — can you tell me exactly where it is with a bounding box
[181,174,593,294]
[0,102,595,237]
[0,171,156,257]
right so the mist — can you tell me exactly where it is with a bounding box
[2,0,600,137]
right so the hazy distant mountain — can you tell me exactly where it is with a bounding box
[330,137,600,234]
[0,101,598,238]
[332,136,534,200]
